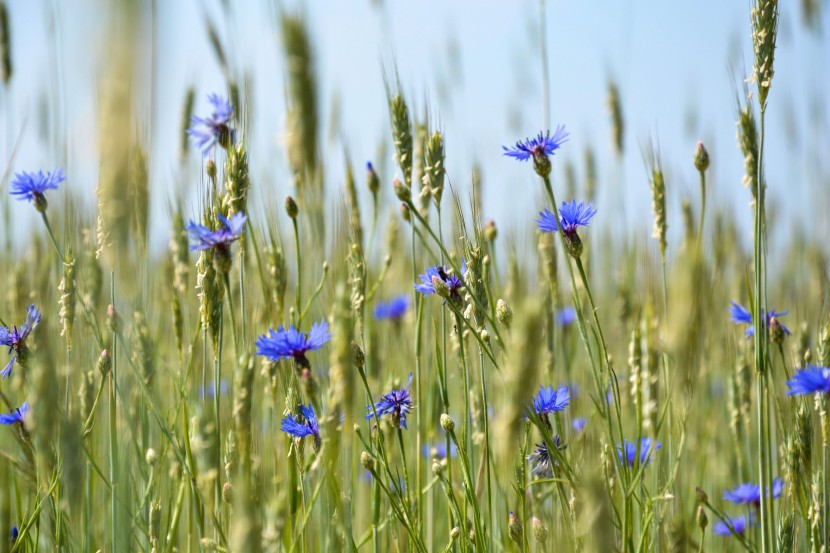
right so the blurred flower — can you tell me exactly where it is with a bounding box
[723,477,783,505]
[373,295,410,321]
[786,365,830,396]
[531,385,570,416]
[536,201,597,236]
[10,525,18,545]
[572,418,587,432]
[256,320,331,368]
[188,93,234,152]
[197,379,230,399]
[728,301,790,337]
[713,514,754,537]
[527,436,565,478]
[366,374,414,429]
[0,305,41,379]
[10,168,65,207]
[185,212,247,252]
[422,442,457,459]
[556,307,576,326]
[0,402,27,425]
[502,126,569,162]
[616,437,661,467]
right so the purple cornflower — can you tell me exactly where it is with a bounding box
[527,436,566,478]
[0,305,41,379]
[502,126,569,162]
[185,212,247,252]
[536,201,597,236]
[256,320,331,369]
[0,402,28,425]
[281,404,321,451]
[366,374,414,429]
[531,385,570,417]
[10,169,65,211]
[713,514,754,537]
[728,301,790,338]
[414,261,466,303]
[786,365,830,396]
[422,442,457,459]
[556,306,577,326]
[187,94,234,152]
[616,437,661,467]
[723,477,783,505]
[572,418,587,432]
[373,295,410,321]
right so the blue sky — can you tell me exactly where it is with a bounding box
[2,0,828,255]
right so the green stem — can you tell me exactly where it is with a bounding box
[697,169,706,249]
[109,275,118,553]
[292,217,303,326]
[40,211,65,264]
[222,272,239,358]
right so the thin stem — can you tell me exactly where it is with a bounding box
[222,271,239,358]
[697,169,706,249]
[108,274,118,553]
[40,211,65,264]
[292,217,303,326]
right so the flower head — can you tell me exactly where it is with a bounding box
[728,301,790,338]
[256,320,331,368]
[186,212,247,252]
[536,201,597,236]
[723,477,783,505]
[414,261,466,302]
[713,514,754,537]
[187,94,234,152]
[531,385,570,417]
[10,169,65,211]
[527,436,566,478]
[572,417,587,432]
[556,307,576,327]
[0,305,41,379]
[616,437,661,467]
[0,402,28,425]
[502,126,569,162]
[786,365,830,396]
[281,404,319,439]
[366,374,414,429]
[422,442,457,459]
[373,295,410,321]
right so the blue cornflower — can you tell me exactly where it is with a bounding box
[616,437,661,467]
[414,261,467,303]
[10,525,18,546]
[366,374,414,429]
[281,404,321,451]
[556,306,577,326]
[786,365,830,396]
[10,169,65,211]
[0,402,28,425]
[728,301,791,338]
[197,379,230,399]
[256,320,331,369]
[723,477,783,505]
[373,295,410,321]
[531,385,570,417]
[185,212,247,253]
[527,436,566,478]
[422,442,457,459]
[502,126,569,162]
[187,94,234,152]
[536,201,597,236]
[0,305,41,379]
[713,514,754,537]
[572,418,587,432]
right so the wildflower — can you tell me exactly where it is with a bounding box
[414,261,466,305]
[366,374,414,429]
[373,295,410,321]
[0,402,27,425]
[531,385,570,417]
[786,365,830,396]
[572,417,587,432]
[616,437,662,467]
[556,306,577,327]
[713,514,754,537]
[187,93,234,152]
[366,162,380,195]
[0,305,41,379]
[197,379,230,399]
[527,436,566,478]
[537,201,596,258]
[281,404,321,451]
[503,126,569,177]
[728,301,790,338]
[508,511,524,545]
[723,477,784,505]
[186,212,247,273]
[422,442,457,459]
[10,168,65,212]
[10,525,18,546]
[255,320,331,369]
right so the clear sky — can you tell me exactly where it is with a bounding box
[2,0,828,256]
